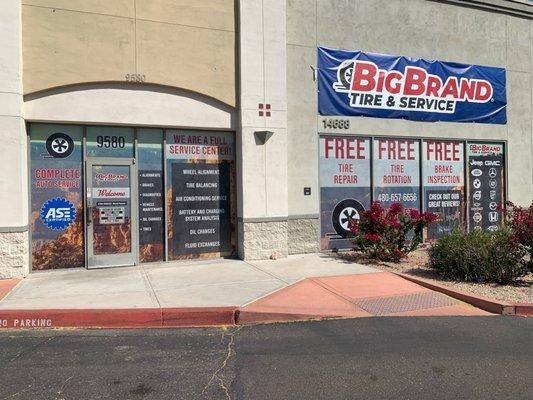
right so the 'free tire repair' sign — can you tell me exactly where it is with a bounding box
[319,136,371,251]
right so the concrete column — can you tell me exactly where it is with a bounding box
[0,0,28,278]
[238,0,288,260]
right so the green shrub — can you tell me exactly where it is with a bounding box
[428,228,528,284]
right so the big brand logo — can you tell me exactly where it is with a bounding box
[333,60,494,114]
[95,173,128,182]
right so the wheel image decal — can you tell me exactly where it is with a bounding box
[46,133,74,158]
[331,199,365,238]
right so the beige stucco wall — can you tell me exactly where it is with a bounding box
[22,0,236,106]
[0,0,29,277]
[24,83,236,129]
[0,0,27,230]
[237,0,289,260]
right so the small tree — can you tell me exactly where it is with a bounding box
[349,202,438,262]
[504,201,533,270]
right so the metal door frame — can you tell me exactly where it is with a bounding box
[85,157,138,269]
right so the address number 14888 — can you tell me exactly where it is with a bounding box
[322,118,350,129]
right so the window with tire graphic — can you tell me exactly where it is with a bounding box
[319,136,371,250]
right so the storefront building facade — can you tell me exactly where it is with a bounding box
[0,0,531,277]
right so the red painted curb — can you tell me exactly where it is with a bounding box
[391,272,514,315]
[0,307,238,329]
[0,309,162,329]
[163,307,237,327]
[514,303,533,316]
[236,310,335,325]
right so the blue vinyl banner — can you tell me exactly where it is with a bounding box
[317,47,507,124]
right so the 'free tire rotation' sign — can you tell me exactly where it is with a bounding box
[373,138,420,210]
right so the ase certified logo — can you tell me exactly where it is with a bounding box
[40,198,76,230]
[46,133,74,158]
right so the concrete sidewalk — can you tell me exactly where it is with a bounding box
[0,254,378,310]
[0,254,490,328]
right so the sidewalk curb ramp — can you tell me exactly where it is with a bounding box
[392,272,533,316]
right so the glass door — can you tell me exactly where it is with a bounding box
[86,158,137,268]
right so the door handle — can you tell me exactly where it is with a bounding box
[86,205,92,224]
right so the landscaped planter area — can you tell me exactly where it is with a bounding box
[341,201,533,308]
[339,248,532,305]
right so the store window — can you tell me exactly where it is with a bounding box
[137,129,165,262]
[466,142,505,232]
[30,124,84,270]
[318,135,506,251]
[165,130,236,259]
[86,126,134,158]
[422,140,465,239]
[319,135,371,250]
[29,123,237,271]
[373,138,421,210]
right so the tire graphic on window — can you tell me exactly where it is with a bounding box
[331,199,365,238]
[46,133,74,158]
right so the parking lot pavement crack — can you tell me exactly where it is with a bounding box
[198,326,242,399]
[54,373,75,400]
[2,384,35,400]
